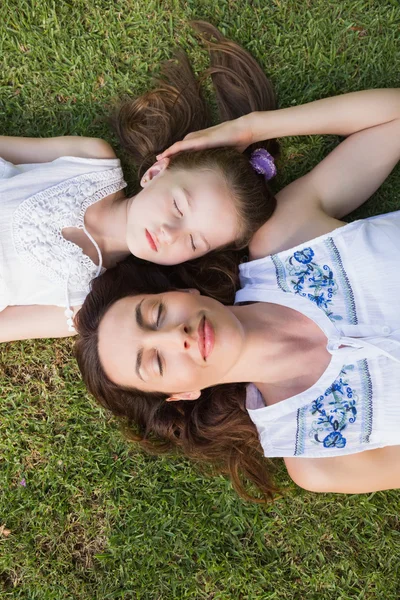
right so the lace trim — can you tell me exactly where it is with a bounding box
[12,166,127,296]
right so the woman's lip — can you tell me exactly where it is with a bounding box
[145,229,158,252]
[197,315,215,361]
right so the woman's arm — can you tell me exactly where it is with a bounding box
[246,88,400,141]
[249,117,400,258]
[276,117,400,218]
[158,89,400,157]
[0,136,116,164]
[0,305,80,343]
[285,446,400,494]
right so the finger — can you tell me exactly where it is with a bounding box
[157,139,202,160]
[156,142,185,160]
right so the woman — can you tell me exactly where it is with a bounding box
[76,87,400,502]
[0,22,277,343]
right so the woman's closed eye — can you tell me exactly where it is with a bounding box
[153,302,165,328]
[155,350,164,376]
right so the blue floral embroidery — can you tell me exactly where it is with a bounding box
[293,248,314,264]
[322,431,346,448]
[294,359,373,456]
[281,246,343,321]
[310,366,357,449]
[272,238,358,325]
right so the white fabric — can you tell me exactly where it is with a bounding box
[235,211,400,458]
[0,155,127,323]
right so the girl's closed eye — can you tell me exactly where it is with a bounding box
[173,199,183,218]
[190,235,196,252]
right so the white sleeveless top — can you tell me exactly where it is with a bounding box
[0,156,127,328]
[235,211,400,458]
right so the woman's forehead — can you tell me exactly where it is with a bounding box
[97,296,142,385]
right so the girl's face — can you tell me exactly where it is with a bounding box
[97,291,245,397]
[125,159,241,265]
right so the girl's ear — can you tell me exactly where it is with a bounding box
[166,390,201,402]
[140,157,170,187]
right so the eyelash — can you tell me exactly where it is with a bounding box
[190,235,196,252]
[156,351,163,376]
[155,303,164,376]
[173,199,183,217]
[155,302,164,328]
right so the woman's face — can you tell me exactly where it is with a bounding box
[125,159,241,265]
[97,291,245,397]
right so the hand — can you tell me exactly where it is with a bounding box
[157,115,253,160]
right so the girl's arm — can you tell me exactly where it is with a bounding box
[0,305,80,343]
[158,89,400,157]
[0,136,116,164]
[285,445,400,494]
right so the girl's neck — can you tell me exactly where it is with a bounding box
[84,191,132,268]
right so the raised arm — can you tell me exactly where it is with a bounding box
[249,116,400,258]
[246,88,400,140]
[0,135,116,164]
[158,89,400,157]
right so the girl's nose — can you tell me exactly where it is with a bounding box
[159,224,179,246]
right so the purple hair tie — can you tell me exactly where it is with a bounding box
[249,148,277,181]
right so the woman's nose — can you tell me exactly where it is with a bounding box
[150,324,192,350]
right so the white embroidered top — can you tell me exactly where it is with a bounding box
[235,211,400,458]
[0,155,127,328]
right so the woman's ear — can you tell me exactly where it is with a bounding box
[141,157,170,187]
[166,390,201,402]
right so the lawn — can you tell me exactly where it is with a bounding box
[1,1,400,598]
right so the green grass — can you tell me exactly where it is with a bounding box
[1,1,400,598]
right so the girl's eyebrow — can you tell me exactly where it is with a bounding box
[183,188,192,207]
[184,189,211,251]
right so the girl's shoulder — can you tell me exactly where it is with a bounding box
[70,138,117,160]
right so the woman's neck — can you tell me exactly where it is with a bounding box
[84,191,133,268]
[221,302,328,388]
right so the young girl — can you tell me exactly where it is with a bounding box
[76,87,400,502]
[0,22,277,343]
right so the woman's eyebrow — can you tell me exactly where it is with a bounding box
[135,348,144,382]
[135,299,145,330]
[134,299,146,381]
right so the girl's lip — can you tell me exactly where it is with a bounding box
[145,229,158,252]
[197,315,215,361]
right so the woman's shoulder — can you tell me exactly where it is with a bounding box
[284,445,400,493]
[249,202,345,261]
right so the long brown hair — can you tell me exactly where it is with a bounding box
[111,21,279,249]
[75,257,277,503]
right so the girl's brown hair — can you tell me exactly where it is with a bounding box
[75,257,277,503]
[111,21,279,249]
